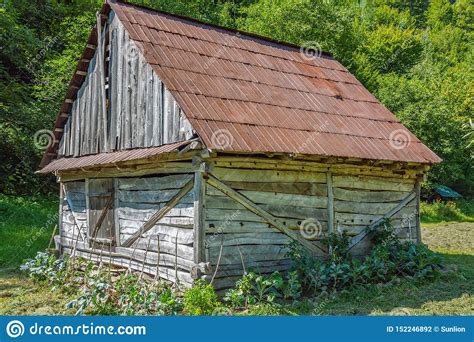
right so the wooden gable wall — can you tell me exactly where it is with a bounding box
[58,11,194,158]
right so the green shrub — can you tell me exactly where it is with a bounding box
[420,200,473,223]
[183,280,219,315]
[284,224,443,295]
[20,251,68,287]
[224,270,302,308]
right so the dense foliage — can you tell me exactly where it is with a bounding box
[1,0,472,195]
[223,224,443,308]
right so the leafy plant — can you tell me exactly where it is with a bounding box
[20,251,68,287]
[182,280,219,315]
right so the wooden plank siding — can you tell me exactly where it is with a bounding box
[58,12,194,158]
[203,161,420,290]
[59,173,199,287]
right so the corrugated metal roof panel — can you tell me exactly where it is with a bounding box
[38,140,191,174]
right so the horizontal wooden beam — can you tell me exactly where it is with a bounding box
[58,162,197,182]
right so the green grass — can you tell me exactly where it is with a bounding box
[420,199,474,223]
[0,194,57,273]
[0,195,472,315]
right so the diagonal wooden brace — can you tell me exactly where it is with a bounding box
[206,174,326,254]
[348,190,416,250]
[121,179,194,247]
[90,194,114,239]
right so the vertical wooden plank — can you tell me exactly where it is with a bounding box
[326,172,334,234]
[415,177,422,243]
[84,57,94,154]
[108,14,117,152]
[90,56,98,154]
[58,130,65,156]
[158,78,164,145]
[97,13,108,152]
[136,54,146,147]
[193,165,206,264]
[115,16,124,150]
[78,84,87,155]
[69,102,76,157]
[151,70,159,146]
[129,37,138,148]
[163,89,171,144]
[115,19,126,149]
[58,182,64,255]
[114,178,121,246]
[145,64,153,146]
[123,30,132,149]
[63,119,68,156]
[66,118,72,156]
[85,178,90,242]
[73,101,80,157]
[173,101,180,141]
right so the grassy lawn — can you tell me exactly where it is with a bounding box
[0,195,472,315]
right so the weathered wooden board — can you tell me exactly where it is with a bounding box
[211,168,327,183]
[333,175,415,191]
[117,207,194,221]
[334,200,416,215]
[207,195,328,220]
[206,232,291,247]
[221,181,328,196]
[207,187,327,208]
[118,174,192,190]
[208,244,290,265]
[333,188,411,203]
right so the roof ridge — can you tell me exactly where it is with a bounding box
[112,0,335,58]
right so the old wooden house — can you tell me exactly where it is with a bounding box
[39,1,441,290]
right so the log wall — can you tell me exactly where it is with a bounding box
[204,160,420,290]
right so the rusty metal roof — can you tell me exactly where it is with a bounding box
[38,140,191,174]
[41,0,441,171]
[110,1,440,164]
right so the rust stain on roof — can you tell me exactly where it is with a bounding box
[41,0,441,170]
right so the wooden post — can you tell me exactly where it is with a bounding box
[85,178,90,243]
[58,182,64,255]
[326,172,335,234]
[193,164,206,265]
[113,178,120,246]
[415,177,422,243]
[155,235,160,281]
